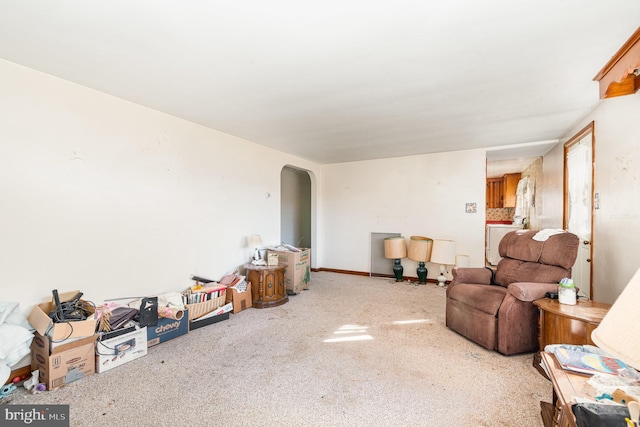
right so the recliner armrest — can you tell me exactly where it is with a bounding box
[451,267,492,286]
[507,282,559,302]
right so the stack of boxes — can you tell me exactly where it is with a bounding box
[28,291,98,390]
[267,247,311,295]
[21,266,287,391]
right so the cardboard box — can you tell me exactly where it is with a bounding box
[95,327,147,373]
[145,309,189,348]
[268,248,311,294]
[267,252,279,266]
[28,290,97,342]
[30,332,97,390]
[225,282,252,314]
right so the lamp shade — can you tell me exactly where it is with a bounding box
[407,236,433,262]
[249,234,263,248]
[591,266,640,370]
[384,236,406,259]
[431,240,456,265]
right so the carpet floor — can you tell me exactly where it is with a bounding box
[5,271,551,426]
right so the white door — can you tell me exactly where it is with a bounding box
[564,122,594,298]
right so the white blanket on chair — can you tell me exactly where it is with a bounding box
[533,228,566,242]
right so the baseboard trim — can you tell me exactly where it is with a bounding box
[312,268,369,276]
[311,268,440,285]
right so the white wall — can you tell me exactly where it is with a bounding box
[9,53,635,311]
[539,93,640,304]
[319,150,487,278]
[0,59,320,312]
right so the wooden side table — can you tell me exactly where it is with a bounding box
[534,298,611,350]
[533,298,612,426]
[244,264,288,309]
[539,351,595,427]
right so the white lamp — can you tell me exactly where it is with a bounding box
[249,234,265,265]
[591,266,640,370]
[430,239,456,287]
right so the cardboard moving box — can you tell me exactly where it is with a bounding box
[225,282,252,314]
[31,333,97,390]
[28,290,97,341]
[267,248,311,294]
[145,309,189,348]
[95,327,148,373]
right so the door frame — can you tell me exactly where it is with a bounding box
[563,121,595,298]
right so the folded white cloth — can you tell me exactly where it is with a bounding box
[0,302,34,385]
[533,229,566,242]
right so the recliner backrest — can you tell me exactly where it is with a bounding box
[494,230,579,287]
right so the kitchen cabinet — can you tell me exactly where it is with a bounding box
[486,178,503,208]
[502,173,521,208]
[486,173,520,208]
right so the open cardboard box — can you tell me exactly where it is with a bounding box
[225,281,252,314]
[31,332,97,390]
[28,290,97,342]
[267,248,311,294]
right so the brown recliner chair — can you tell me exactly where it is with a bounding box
[445,229,579,355]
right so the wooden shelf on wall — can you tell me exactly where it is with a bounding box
[593,26,640,99]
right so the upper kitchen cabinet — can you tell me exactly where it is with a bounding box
[502,173,521,208]
[486,173,520,208]
[486,178,503,208]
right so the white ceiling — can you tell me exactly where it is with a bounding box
[1,1,638,165]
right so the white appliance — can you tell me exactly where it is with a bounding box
[486,224,524,266]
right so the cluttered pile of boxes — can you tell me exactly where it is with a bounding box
[2,246,311,394]
[14,271,252,392]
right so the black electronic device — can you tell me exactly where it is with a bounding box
[99,325,136,341]
[48,289,92,322]
[546,291,559,299]
[138,297,158,327]
[49,289,64,321]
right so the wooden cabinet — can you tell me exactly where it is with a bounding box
[502,173,521,208]
[486,178,503,208]
[593,27,640,99]
[534,298,610,349]
[486,173,520,208]
[244,264,288,308]
[535,300,611,427]
[539,352,591,427]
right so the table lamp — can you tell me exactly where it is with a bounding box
[249,234,265,265]
[591,266,640,370]
[384,236,407,282]
[407,236,433,284]
[431,239,456,287]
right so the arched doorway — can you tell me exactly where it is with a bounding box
[280,166,312,249]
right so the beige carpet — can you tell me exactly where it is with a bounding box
[5,272,550,426]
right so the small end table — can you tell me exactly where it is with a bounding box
[534,298,611,350]
[244,264,288,308]
[532,298,611,379]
